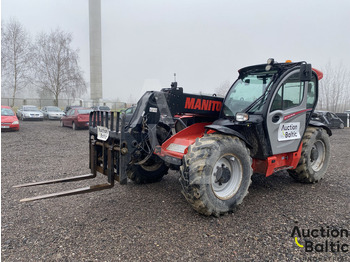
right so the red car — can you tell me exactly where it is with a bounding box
[1,106,20,131]
[60,108,92,130]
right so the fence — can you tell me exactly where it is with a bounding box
[1,97,127,111]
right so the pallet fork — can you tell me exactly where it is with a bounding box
[14,111,129,202]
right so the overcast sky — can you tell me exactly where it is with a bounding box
[2,0,350,102]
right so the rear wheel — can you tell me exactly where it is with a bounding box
[72,122,77,130]
[127,155,169,184]
[180,134,252,216]
[288,127,330,183]
[60,120,64,127]
[339,123,344,129]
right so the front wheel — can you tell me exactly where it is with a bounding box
[180,134,252,216]
[288,127,330,183]
[72,122,77,130]
[339,123,344,129]
[127,155,169,184]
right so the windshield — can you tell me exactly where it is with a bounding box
[1,108,15,116]
[222,71,276,117]
[24,106,39,111]
[47,107,61,112]
[99,106,110,111]
[78,109,92,114]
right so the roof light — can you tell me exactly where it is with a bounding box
[267,58,275,65]
[266,58,275,71]
[285,60,292,63]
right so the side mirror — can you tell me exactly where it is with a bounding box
[300,63,312,81]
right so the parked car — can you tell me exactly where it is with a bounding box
[1,106,19,131]
[312,110,344,129]
[41,106,65,120]
[121,105,136,124]
[64,105,82,114]
[16,105,44,121]
[92,105,111,119]
[91,105,111,112]
[60,108,92,130]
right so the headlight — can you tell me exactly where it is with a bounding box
[235,113,249,122]
[12,121,19,125]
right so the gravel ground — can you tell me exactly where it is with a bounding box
[2,121,350,261]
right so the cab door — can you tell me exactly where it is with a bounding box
[266,70,315,155]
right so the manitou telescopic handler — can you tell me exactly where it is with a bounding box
[15,59,331,216]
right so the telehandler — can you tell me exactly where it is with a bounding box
[15,59,331,216]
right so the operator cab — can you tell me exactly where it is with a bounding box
[211,59,320,158]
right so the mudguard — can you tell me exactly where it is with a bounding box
[205,124,252,148]
[155,122,209,163]
[155,122,253,165]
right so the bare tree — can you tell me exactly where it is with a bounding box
[32,28,86,106]
[215,80,231,97]
[318,62,350,112]
[1,18,33,106]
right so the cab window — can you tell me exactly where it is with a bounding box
[306,74,317,109]
[270,73,304,112]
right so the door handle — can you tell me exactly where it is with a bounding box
[272,115,280,123]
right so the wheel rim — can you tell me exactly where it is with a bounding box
[310,140,326,172]
[140,157,162,172]
[211,154,243,200]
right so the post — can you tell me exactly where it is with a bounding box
[89,0,103,104]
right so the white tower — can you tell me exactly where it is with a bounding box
[89,0,102,103]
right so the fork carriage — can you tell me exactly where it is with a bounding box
[89,110,129,185]
[14,111,129,201]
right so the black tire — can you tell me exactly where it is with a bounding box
[288,127,330,183]
[180,134,252,216]
[127,155,169,184]
[339,123,344,129]
[60,120,64,127]
[72,122,77,130]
